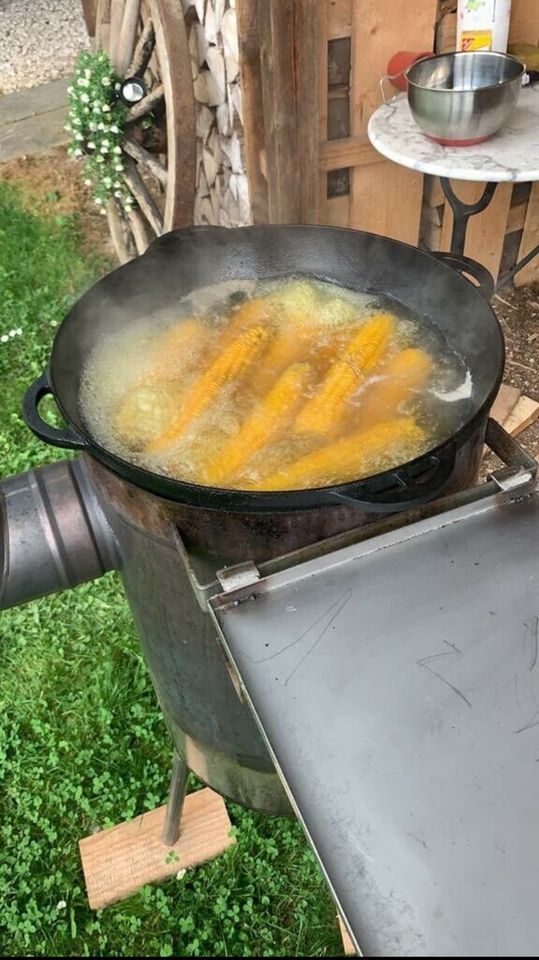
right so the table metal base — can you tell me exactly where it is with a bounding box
[439,177,539,291]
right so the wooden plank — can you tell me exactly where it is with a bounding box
[515,182,539,286]
[258,0,319,223]
[338,914,356,956]
[81,0,99,38]
[236,0,269,222]
[79,788,235,910]
[152,0,196,230]
[116,0,142,77]
[318,0,329,223]
[109,0,124,69]
[490,383,521,426]
[258,0,300,222]
[328,0,352,40]
[294,0,320,224]
[436,11,456,53]
[326,193,350,226]
[504,395,539,436]
[509,0,539,46]
[319,135,380,171]
[440,180,512,281]
[349,0,438,243]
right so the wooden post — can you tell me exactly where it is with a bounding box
[349,0,438,244]
[255,0,321,223]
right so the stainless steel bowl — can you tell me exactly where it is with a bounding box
[406,51,525,144]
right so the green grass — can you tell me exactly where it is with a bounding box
[0,183,341,957]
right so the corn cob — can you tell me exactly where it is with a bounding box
[205,362,313,485]
[354,348,433,428]
[147,324,272,452]
[115,382,182,447]
[254,417,425,491]
[143,318,210,384]
[293,313,394,438]
[219,296,276,349]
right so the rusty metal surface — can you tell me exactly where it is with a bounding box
[84,420,486,562]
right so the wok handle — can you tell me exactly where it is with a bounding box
[432,251,494,302]
[330,443,456,513]
[22,371,89,451]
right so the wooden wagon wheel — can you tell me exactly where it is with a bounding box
[94,0,196,262]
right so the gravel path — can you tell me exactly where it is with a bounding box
[0,0,90,95]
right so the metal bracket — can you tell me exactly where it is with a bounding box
[488,466,535,493]
[216,561,261,593]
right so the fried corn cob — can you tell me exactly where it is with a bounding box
[205,362,313,485]
[142,318,210,384]
[254,417,425,491]
[294,313,394,438]
[115,382,182,447]
[354,348,433,428]
[147,324,272,452]
[219,296,276,349]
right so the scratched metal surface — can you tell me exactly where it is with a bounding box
[211,487,539,957]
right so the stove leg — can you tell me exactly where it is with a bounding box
[161,752,189,846]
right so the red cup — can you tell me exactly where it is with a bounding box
[386,50,433,91]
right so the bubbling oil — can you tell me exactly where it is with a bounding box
[80,276,472,491]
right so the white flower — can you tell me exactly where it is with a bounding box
[75,132,84,141]
[96,155,105,164]
[63,124,71,132]
[85,68,92,79]
[95,197,103,205]
[100,207,107,216]
[114,190,122,198]
[114,181,122,188]
[113,145,122,155]
[88,122,97,132]
[100,145,109,154]
[80,92,90,103]
[83,107,90,114]
[87,141,96,150]
[16,328,22,336]
[110,124,119,134]
[102,104,111,113]
[102,77,111,86]
[50,321,58,327]
[67,85,73,94]
[73,117,82,126]
[77,78,89,88]
[98,122,105,131]
[73,148,83,157]
[103,176,112,187]
[9,329,16,337]
[114,82,121,91]
[84,178,92,186]
[92,103,101,113]
[176,869,186,881]
[56,900,67,911]
[1,335,8,343]
[114,162,123,171]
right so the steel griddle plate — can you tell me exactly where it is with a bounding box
[210,481,539,957]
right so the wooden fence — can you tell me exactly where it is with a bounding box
[237,0,539,286]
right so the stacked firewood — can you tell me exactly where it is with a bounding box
[181,0,251,227]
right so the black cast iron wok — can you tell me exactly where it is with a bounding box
[23,225,504,513]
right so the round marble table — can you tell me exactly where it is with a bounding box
[368,86,539,285]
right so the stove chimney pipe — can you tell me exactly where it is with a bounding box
[0,458,118,609]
